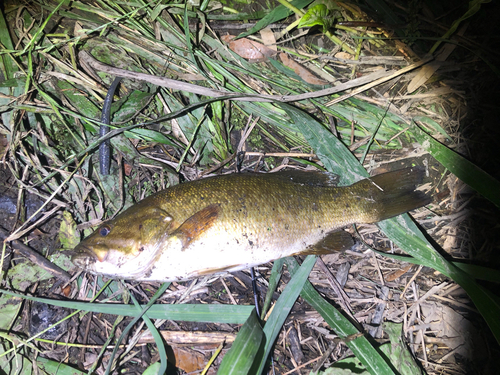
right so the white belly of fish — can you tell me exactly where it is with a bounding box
[138,227,316,282]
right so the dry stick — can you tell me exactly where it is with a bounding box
[220,277,238,305]
[0,226,71,281]
[78,51,432,103]
[244,152,316,158]
[315,257,353,315]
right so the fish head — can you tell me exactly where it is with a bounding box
[72,205,174,279]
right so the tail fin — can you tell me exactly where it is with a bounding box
[353,167,431,223]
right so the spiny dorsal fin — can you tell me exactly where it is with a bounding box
[269,170,340,187]
[241,170,339,187]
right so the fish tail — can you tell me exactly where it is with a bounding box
[354,167,431,223]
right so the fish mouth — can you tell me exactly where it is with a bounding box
[71,244,98,268]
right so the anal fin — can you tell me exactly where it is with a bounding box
[195,264,240,276]
[293,230,354,256]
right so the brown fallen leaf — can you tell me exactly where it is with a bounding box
[279,53,329,85]
[221,34,277,61]
[169,346,210,373]
[385,263,413,282]
[335,51,354,60]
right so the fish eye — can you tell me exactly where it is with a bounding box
[99,225,111,236]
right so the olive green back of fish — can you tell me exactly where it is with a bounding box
[135,167,429,250]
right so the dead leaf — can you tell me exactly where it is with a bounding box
[221,34,277,61]
[279,53,329,85]
[406,61,441,94]
[259,28,277,51]
[335,51,354,60]
[385,263,413,282]
[407,23,468,93]
[170,346,210,373]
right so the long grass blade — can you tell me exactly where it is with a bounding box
[218,309,264,375]
[257,255,317,374]
[285,258,397,375]
[0,289,254,324]
[410,121,500,207]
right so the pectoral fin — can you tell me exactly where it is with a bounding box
[294,230,354,256]
[172,204,221,251]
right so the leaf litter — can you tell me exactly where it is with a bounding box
[0,0,499,374]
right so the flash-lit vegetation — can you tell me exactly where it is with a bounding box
[0,1,499,374]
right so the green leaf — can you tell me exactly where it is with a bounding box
[124,128,178,147]
[218,309,264,375]
[412,115,452,141]
[298,4,329,29]
[112,90,153,122]
[278,102,500,346]
[0,344,33,374]
[278,103,368,183]
[237,0,315,39]
[378,322,422,375]
[35,356,85,375]
[0,295,23,331]
[310,360,368,375]
[7,262,52,292]
[143,362,161,375]
[58,211,79,250]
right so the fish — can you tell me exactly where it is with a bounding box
[71,167,430,282]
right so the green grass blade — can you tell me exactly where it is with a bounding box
[0,7,15,80]
[218,309,264,375]
[368,249,500,283]
[130,290,168,375]
[237,0,315,39]
[257,255,317,374]
[410,122,500,207]
[260,258,284,320]
[285,257,397,375]
[279,103,368,182]
[0,289,254,324]
[104,282,170,375]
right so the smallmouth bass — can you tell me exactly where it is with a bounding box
[72,168,430,281]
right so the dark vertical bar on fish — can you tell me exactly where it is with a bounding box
[99,77,122,175]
